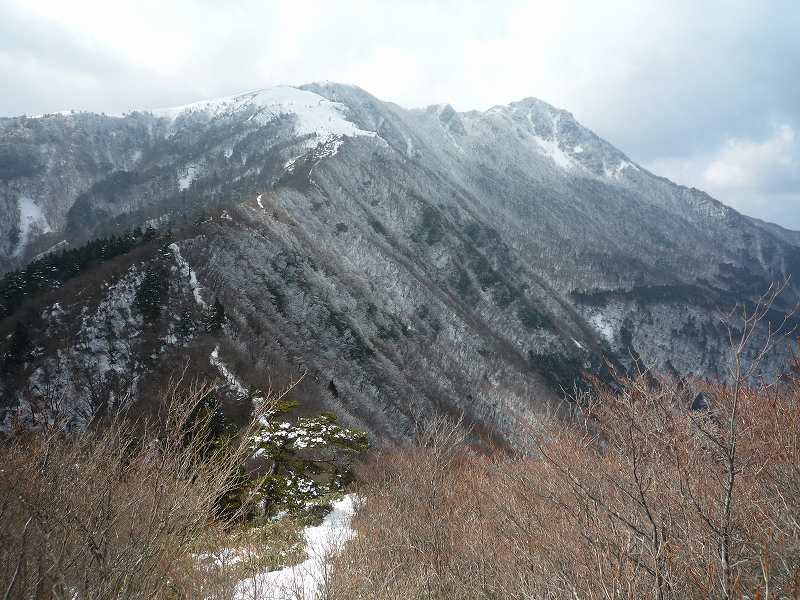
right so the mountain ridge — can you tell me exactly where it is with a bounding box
[1,82,797,444]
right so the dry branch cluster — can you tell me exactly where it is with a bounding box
[2,286,798,599]
[330,290,800,599]
[0,378,269,600]
[329,374,800,599]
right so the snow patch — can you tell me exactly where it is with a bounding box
[590,313,615,342]
[13,196,51,256]
[154,87,384,178]
[256,193,265,210]
[178,163,201,191]
[528,112,575,170]
[534,135,575,169]
[234,495,358,600]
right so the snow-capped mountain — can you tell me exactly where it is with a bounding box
[1,83,798,443]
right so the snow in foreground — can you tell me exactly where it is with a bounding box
[234,495,357,600]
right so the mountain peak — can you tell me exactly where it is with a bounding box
[1,80,797,446]
[150,85,378,145]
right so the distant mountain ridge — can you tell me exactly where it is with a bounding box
[1,82,797,444]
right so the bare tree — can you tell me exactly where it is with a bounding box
[325,283,800,599]
[0,373,275,599]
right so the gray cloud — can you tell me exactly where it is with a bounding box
[1,0,799,228]
[647,123,800,228]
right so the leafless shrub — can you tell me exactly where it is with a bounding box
[329,285,800,599]
[0,373,273,599]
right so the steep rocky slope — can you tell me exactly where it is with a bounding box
[1,83,798,444]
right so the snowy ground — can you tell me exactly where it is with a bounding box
[234,495,358,600]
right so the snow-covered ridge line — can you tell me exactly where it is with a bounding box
[151,85,377,143]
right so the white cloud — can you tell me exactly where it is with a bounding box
[703,125,797,190]
[1,0,780,120]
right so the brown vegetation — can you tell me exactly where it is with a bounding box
[0,376,269,599]
[329,375,800,598]
[2,286,798,599]
[330,289,800,599]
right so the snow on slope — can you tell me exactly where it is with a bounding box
[589,311,617,343]
[32,240,68,262]
[13,196,51,256]
[152,86,377,151]
[604,159,639,179]
[533,133,576,170]
[235,495,358,600]
[528,111,577,170]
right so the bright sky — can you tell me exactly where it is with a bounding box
[1,0,799,227]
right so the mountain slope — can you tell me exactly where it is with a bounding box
[1,83,797,444]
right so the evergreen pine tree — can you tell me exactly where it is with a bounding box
[134,262,169,323]
[246,407,369,516]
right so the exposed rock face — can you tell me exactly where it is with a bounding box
[1,83,798,444]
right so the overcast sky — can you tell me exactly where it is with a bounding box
[2,0,799,228]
